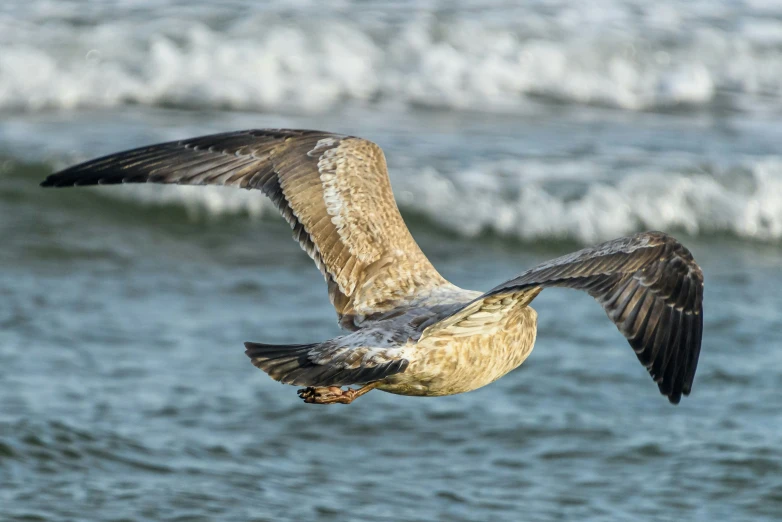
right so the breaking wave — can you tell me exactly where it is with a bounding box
[2,1,782,114]
[31,157,782,245]
[394,159,782,244]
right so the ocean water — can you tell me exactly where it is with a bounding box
[2,1,782,521]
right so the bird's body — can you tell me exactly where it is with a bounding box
[276,284,537,397]
[42,129,704,405]
[378,298,539,397]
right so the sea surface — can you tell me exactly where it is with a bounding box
[1,1,782,521]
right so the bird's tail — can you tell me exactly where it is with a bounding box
[244,342,320,384]
[244,340,408,388]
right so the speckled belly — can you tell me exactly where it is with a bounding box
[378,306,538,396]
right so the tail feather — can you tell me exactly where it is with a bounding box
[244,341,409,388]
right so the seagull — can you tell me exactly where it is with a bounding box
[41,129,704,405]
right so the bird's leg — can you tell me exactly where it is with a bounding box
[297,382,379,405]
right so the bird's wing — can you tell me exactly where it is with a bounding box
[423,231,704,404]
[41,129,448,322]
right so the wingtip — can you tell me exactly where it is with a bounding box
[665,385,688,405]
[40,174,70,187]
[243,341,257,357]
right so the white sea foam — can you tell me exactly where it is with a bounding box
[93,157,782,244]
[2,0,782,114]
[97,184,276,221]
[395,159,782,244]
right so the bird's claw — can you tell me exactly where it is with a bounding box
[297,386,355,405]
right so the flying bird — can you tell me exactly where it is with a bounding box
[41,129,704,405]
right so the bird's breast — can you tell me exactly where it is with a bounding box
[378,306,538,396]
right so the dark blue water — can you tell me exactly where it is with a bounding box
[2,1,782,521]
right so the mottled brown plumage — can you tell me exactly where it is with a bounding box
[41,129,705,405]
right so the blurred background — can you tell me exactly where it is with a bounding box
[1,1,782,520]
